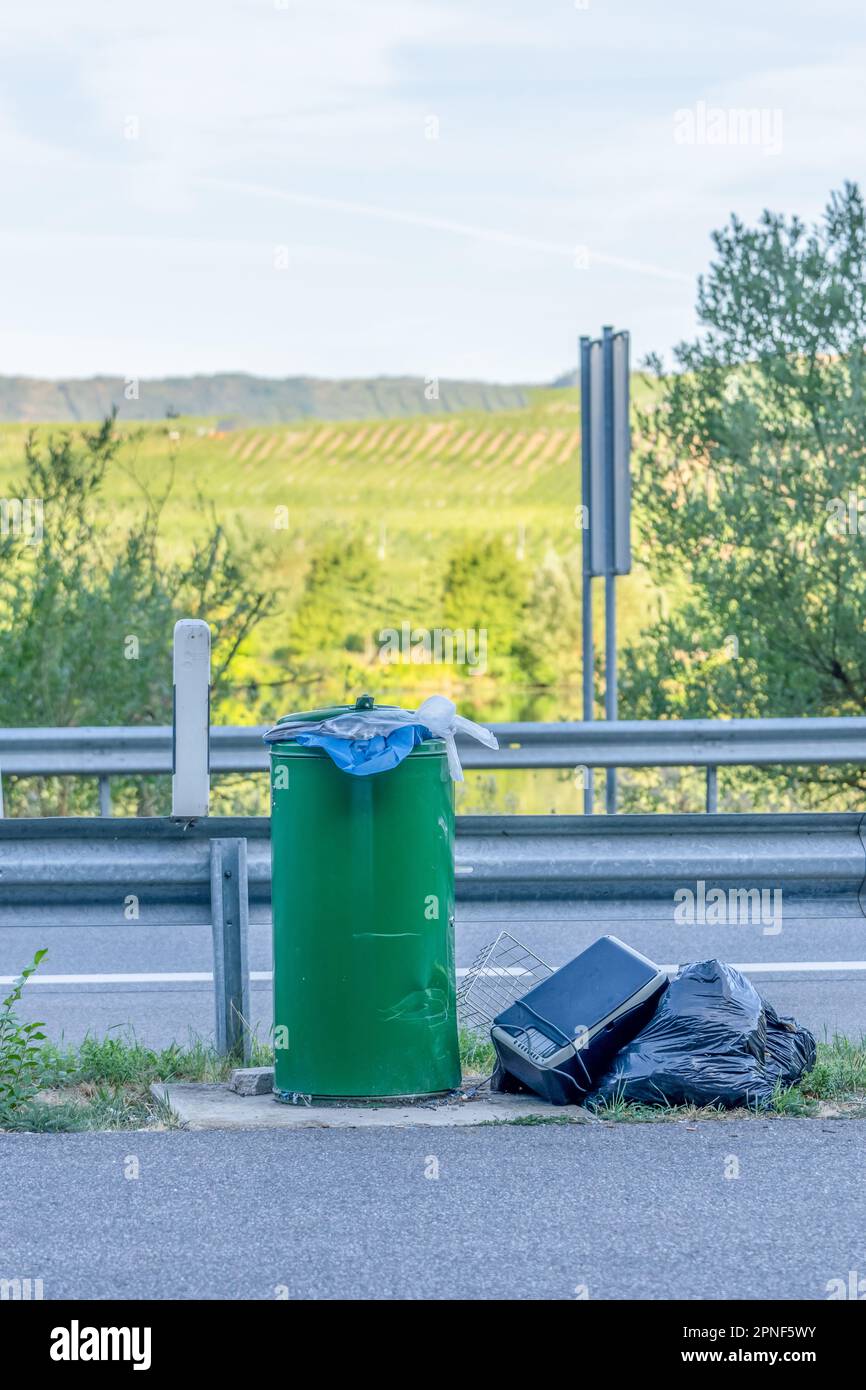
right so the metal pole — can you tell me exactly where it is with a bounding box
[580,335,595,814]
[602,326,617,813]
[582,578,594,813]
[209,837,251,1060]
[97,776,112,817]
[706,765,718,813]
[605,572,617,813]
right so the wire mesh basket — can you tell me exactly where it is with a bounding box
[457,931,555,1034]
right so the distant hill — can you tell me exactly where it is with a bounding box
[0,373,558,423]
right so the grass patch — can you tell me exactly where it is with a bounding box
[0,1030,274,1133]
[40,1033,274,1087]
[1,1086,177,1133]
[584,1035,866,1124]
[494,1112,578,1126]
[800,1034,866,1102]
[587,1094,731,1124]
[459,1027,495,1077]
[2,1030,864,1133]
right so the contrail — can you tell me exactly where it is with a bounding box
[197,176,692,284]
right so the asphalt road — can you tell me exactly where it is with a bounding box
[1,900,864,1048]
[1,1120,864,1299]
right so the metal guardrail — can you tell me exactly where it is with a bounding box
[456,812,866,902]
[0,818,272,928]
[1,715,864,1053]
[2,812,865,1054]
[3,812,863,923]
[1,716,865,813]
[0,818,256,1059]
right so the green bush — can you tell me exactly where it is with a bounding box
[0,950,49,1115]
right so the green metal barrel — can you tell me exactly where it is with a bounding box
[269,704,460,1099]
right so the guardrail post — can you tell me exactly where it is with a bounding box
[209,838,251,1060]
[173,619,211,819]
[97,776,112,817]
[706,765,718,813]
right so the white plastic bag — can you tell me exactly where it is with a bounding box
[412,695,499,781]
[265,696,498,781]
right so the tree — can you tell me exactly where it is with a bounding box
[283,536,379,661]
[441,535,529,679]
[0,416,271,812]
[515,544,582,691]
[622,183,866,804]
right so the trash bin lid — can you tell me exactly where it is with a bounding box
[265,692,498,780]
[271,694,403,728]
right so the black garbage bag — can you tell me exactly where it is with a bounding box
[590,959,817,1110]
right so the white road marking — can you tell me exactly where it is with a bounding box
[2,962,866,985]
[0,972,274,985]
[466,962,866,977]
[707,961,866,974]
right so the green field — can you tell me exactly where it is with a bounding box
[0,384,661,722]
[0,384,672,814]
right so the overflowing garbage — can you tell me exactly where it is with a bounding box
[490,936,668,1105]
[457,932,555,1032]
[264,693,498,780]
[590,959,817,1110]
[461,935,817,1109]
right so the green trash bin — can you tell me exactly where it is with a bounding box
[268,698,461,1100]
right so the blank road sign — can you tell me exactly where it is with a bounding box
[582,328,631,577]
[589,338,606,576]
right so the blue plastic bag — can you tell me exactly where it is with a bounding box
[263,695,498,779]
[292,723,432,776]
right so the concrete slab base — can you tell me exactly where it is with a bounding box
[152,1082,588,1130]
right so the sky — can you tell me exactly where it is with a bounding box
[0,0,864,383]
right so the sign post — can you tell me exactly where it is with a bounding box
[579,335,595,815]
[579,326,631,813]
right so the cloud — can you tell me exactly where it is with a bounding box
[0,0,864,376]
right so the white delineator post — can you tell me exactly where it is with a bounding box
[172,619,211,819]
